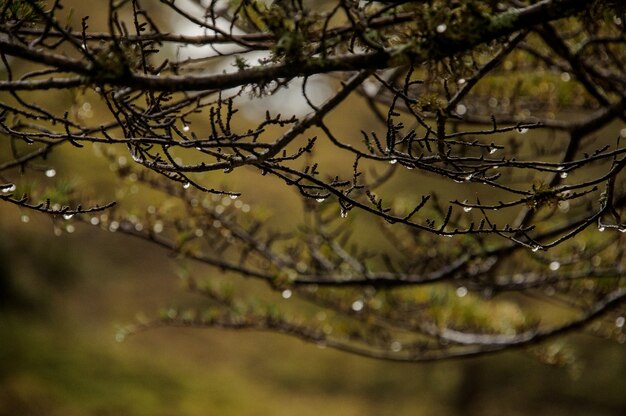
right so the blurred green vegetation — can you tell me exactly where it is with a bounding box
[1,1,625,415]
[1,206,626,416]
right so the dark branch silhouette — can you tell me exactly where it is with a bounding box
[1,0,625,362]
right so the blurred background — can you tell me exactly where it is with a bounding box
[2,207,626,416]
[2,0,626,415]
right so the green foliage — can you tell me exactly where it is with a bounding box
[0,0,44,24]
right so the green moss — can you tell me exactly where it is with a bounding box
[0,0,44,23]
[487,8,521,34]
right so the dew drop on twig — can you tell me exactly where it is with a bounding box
[351,300,364,312]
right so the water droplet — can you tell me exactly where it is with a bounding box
[281,289,292,299]
[63,213,74,220]
[153,222,163,233]
[619,227,626,233]
[518,128,529,134]
[351,300,364,312]
[229,194,238,200]
[464,174,473,181]
[316,197,326,203]
[389,159,398,165]
[531,245,540,252]
[223,167,233,173]
[462,201,472,212]
[598,225,606,232]
[109,221,120,232]
[341,209,348,218]
[457,78,466,85]
[549,261,560,271]
[390,341,402,352]
[21,214,30,223]
[66,224,75,233]
[183,182,191,189]
[182,125,190,132]
[560,172,568,179]
[45,168,56,178]
[560,72,571,82]
[616,316,625,328]
[2,184,16,193]
[436,23,447,33]
[455,103,467,115]
[489,147,498,154]
[456,286,468,298]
